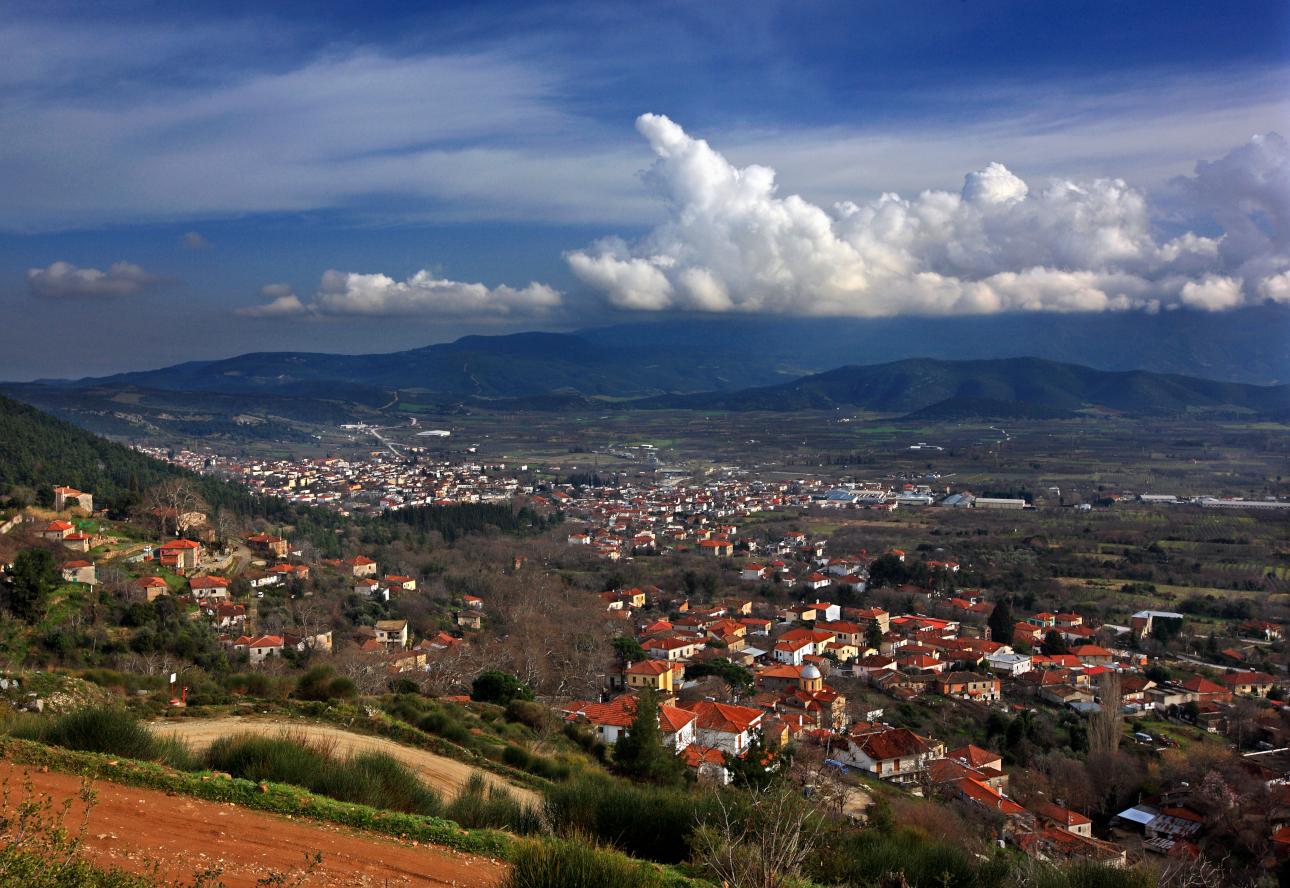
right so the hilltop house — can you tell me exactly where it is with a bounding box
[61,560,96,585]
[189,576,231,601]
[158,538,202,574]
[373,619,409,649]
[53,486,93,512]
[130,576,170,602]
[245,533,289,559]
[344,555,378,577]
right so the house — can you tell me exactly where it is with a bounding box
[682,743,731,785]
[344,555,378,577]
[61,560,97,585]
[741,564,767,581]
[816,620,866,648]
[384,575,417,593]
[271,563,310,582]
[158,538,202,574]
[645,636,699,661]
[373,619,409,649]
[456,610,483,630]
[804,601,841,622]
[286,630,333,655]
[130,576,170,602]
[1220,671,1275,697]
[53,486,93,512]
[1031,801,1093,838]
[682,700,764,755]
[462,594,484,609]
[245,533,289,558]
[801,572,831,591]
[839,725,943,782]
[854,655,898,679]
[189,576,231,601]
[773,636,815,666]
[697,539,734,557]
[209,603,247,630]
[1016,824,1126,868]
[1070,645,1114,667]
[40,520,74,541]
[245,571,282,590]
[561,695,697,750]
[936,671,1002,702]
[626,659,679,695]
[247,634,285,664]
[848,607,891,634]
[61,531,93,552]
[1239,619,1283,642]
[1129,610,1184,640]
[354,577,383,599]
[1179,675,1231,703]
[986,651,1032,676]
[943,744,1005,785]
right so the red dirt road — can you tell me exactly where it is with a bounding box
[0,761,509,887]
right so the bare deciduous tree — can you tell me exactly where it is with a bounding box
[1089,671,1123,755]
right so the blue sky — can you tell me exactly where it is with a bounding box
[1,0,1287,378]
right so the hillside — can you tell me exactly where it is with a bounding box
[635,357,1290,415]
[0,392,272,516]
[42,331,799,399]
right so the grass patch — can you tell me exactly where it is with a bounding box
[9,707,196,770]
[505,835,670,888]
[205,732,444,817]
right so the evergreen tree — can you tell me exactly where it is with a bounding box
[6,549,58,623]
[1041,630,1069,655]
[865,618,883,650]
[614,689,684,784]
[470,670,533,706]
[988,597,1014,643]
[724,731,790,790]
[611,635,646,662]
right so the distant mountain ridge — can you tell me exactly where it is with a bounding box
[4,307,1288,430]
[23,305,1290,397]
[633,357,1290,416]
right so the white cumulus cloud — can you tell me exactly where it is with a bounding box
[27,260,160,299]
[567,115,1290,316]
[235,284,308,318]
[239,271,562,319]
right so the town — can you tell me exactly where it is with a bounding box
[4,440,1289,885]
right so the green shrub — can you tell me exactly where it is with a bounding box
[471,670,533,706]
[204,732,442,816]
[815,827,1005,888]
[293,665,357,702]
[9,707,195,770]
[446,773,542,834]
[503,744,533,769]
[505,699,548,731]
[543,775,716,864]
[505,835,665,888]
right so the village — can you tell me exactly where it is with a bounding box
[7,471,1290,877]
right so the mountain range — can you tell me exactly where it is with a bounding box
[3,307,1289,431]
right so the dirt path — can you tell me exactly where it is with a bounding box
[0,760,508,888]
[151,717,541,808]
